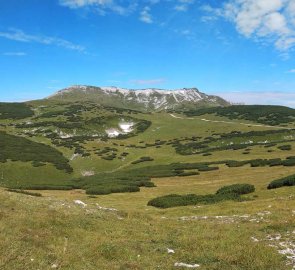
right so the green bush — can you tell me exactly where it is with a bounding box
[267,175,295,189]
[278,145,292,151]
[198,166,219,172]
[131,156,154,164]
[7,189,42,197]
[147,193,240,208]
[282,159,295,166]
[10,185,74,190]
[148,183,254,208]
[226,161,247,167]
[268,158,282,167]
[86,187,112,195]
[86,185,140,195]
[216,184,255,195]
[250,159,268,167]
[177,171,199,177]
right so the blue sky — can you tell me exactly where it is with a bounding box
[0,0,295,106]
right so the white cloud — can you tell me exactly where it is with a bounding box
[174,0,194,12]
[204,0,295,51]
[288,69,295,73]
[140,6,153,23]
[181,29,190,35]
[174,5,188,12]
[59,0,136,15]
[130,78,166,85]
[59,0,112,8]
[0,28,85,52]
[218,90,295,107]
[2,52,27,56]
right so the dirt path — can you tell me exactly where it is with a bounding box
[99,159,136,174]
[169,114,292,130]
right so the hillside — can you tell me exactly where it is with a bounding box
[47,85,230,111]
[0,99,294,269]
[1,100,295,191]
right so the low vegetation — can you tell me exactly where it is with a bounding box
[216,184,255,195]
[6,189,42,197]
[131,156,154,164]
[278,144,292,151]
[0,102,34,119]
[0,100,295,269]
[183,105,295,125]
[0,131,72,173]
[174,129,295,155]
[148,183,255,208]
[267,174,295,189]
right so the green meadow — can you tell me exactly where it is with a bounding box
[0,101,294,269]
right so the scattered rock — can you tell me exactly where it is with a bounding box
[81,170,95,177]
[174,262,200,268]
[96,204,118,211]
[178,212,271,224]
[251,236,259,242]
[167,248,175,254]
[74,200,87,207]
[264,233,295,269]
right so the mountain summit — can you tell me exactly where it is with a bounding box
[47,85,229,110]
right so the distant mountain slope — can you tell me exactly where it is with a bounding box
[47,85,229,110]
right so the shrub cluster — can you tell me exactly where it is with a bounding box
[198,166,219,172]
[147,183,255,208]
[131,156,154,164]
[7,189,42,197]
[177,171,199,177]
[226,158,295,168]
[0,102,34,119]
[9,184,74,190]
[278,145,292,151]
[267,175,295,189]
[216,184,255,195]
[0,131,73,173]
[183,105,295,126]
[81,176,154,195]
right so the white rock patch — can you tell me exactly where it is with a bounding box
[119,122,134,133]
[74,200,87,207]
[106,128,121,138]
[167,248,175,254]
[174,262,200,268]
[70,153,80,160]
[96,204,118,211]
[81,170,95,177]
[106,121,134,138]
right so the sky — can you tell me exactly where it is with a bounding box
[0,0,295,106]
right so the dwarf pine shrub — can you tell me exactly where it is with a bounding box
[267,175,295,189]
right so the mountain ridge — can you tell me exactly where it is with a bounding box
[47,85,230,111]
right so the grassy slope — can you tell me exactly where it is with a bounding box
[1,102,295,186]
[0,166,294,269]
[0,101,295,269]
